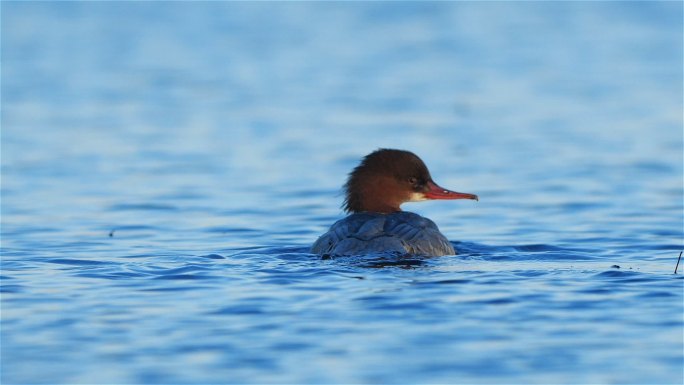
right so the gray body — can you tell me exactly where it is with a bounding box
[310,211,455,256]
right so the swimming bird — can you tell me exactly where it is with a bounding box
[311,149,478,256]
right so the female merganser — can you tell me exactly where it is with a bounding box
[311,149,478,256]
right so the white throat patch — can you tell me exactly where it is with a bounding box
[408,192,428,202]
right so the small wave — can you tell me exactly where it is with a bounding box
[636,291,678,298]
[209,305,265,316]
[469,297,517,305]
[414,278,471,285]
[363,258,426,268]
[594,270,643,278]
[514,244,566,252]
[0,284,24,293]
[198,254,225,260]
[74,271,147,279]
[318,252,430,269]
[593,270,660,283]
[153,274,213,280]
[45,258,113,266]
[108,203,178,211]
[204,227,260,234]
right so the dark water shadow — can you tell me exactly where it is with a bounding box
[454,241,601,262]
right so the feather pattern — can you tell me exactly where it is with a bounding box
[310,211,455,256]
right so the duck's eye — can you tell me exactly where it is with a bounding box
[408,177,418,185]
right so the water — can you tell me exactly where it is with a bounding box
[2,2,683,384]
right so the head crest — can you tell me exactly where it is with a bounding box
[342,149,429,213]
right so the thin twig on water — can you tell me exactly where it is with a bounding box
[675,251,682,274]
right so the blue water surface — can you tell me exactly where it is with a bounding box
[2,2,683,384]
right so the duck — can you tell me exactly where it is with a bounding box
[311,148,478,256]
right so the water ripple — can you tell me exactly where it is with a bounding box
[2,2,682,384]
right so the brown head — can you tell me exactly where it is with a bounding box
[342,148,478,213]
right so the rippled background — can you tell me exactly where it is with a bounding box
[2,2,683,384]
